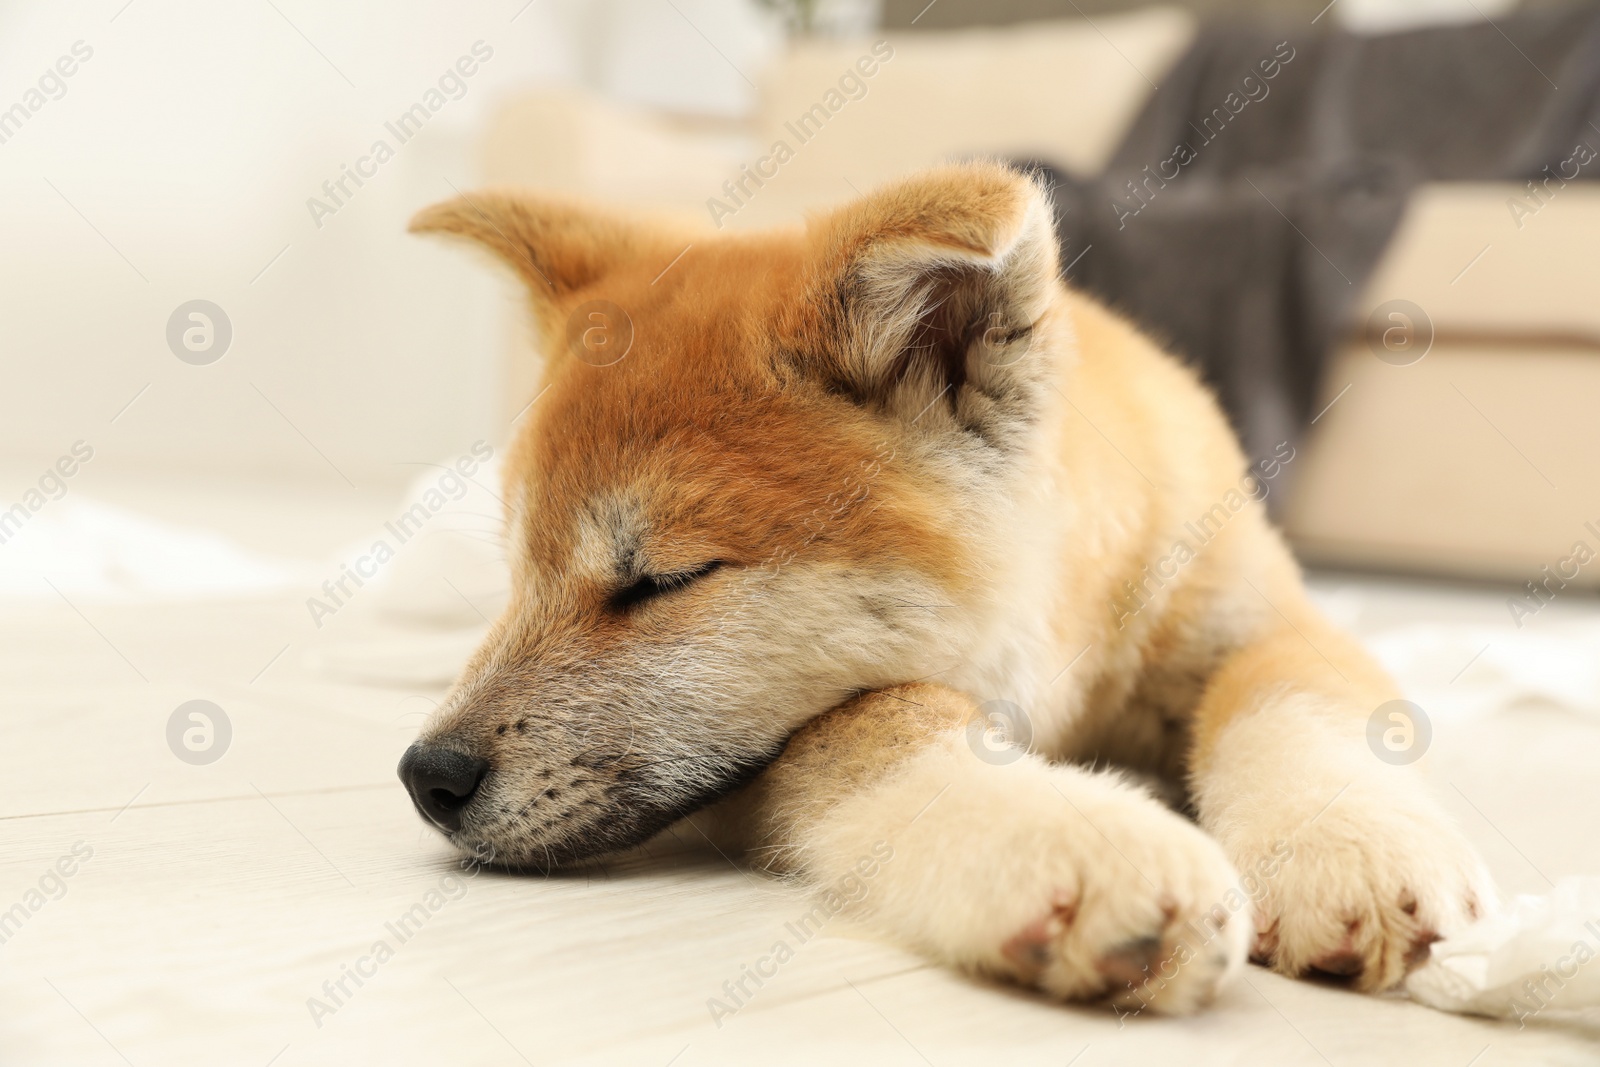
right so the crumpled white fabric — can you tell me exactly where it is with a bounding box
[1407,878,1600,1020]
[1363,622,1600,721]
[357,454,510,628]
[304,454,509,684]
[0,494,311,600]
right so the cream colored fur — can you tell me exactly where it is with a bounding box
[407,162,1496,1015]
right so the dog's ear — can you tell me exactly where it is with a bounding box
[409,190,646,316]
[799,163,1060,446]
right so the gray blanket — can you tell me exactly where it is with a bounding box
[1033,6,1600,473]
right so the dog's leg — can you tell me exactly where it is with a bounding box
[711,683,1250,1015]
[1188,603,1497,991]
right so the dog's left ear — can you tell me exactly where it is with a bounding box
[409,190,653,330]
[798,162,1060,442]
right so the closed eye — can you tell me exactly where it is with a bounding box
[608,560,724,612]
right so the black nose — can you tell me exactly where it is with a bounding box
[398,743,488,832]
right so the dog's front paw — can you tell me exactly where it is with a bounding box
[991,771,1251,1015]
[1223,785,1496,992]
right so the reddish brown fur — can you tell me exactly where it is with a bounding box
[404,163,1495,1008]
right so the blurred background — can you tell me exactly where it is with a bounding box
[4,0,1600,600]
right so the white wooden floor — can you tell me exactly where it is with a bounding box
[4,482,1599,1065]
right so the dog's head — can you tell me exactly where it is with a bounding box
[399,162,1064,868]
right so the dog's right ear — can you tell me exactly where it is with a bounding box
[408,190,645,318]
[790,163,1060,453]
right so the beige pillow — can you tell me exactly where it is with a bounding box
[484,91,740,224]
[734,7,1196,225]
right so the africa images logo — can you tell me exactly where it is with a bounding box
[705,40,894,228]
[305,41,493,229]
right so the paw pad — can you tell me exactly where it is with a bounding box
[1097,936,1165,989]
[1001,893,1078,980]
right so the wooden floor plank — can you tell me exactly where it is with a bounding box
[3,580,1599,1064]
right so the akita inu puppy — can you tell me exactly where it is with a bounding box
[399,162,1494,1013]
